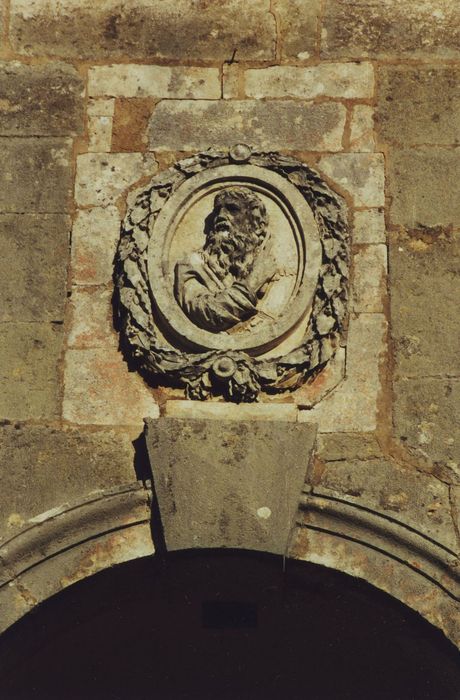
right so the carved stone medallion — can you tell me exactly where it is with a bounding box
[114,146,349,402]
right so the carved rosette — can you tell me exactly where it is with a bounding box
[114,146,349,402]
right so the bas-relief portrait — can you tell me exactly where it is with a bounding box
[174,187,278,333]
[115,148,349,401]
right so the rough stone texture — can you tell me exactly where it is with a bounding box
[317,432,383,462]
[0,214,70,322]
[0,138,72,213]
[0,323,63,421]
[274,0,320,60]
[71,206,121,286]
[222,63,240,100]
[396,149,460,229]
[68,287,113,348]
[377,66,460,146]
[0,425,136,534]
[304,314,387,432]
[353,209,386,244]
[349,105,375,152]
[391,228,460,480]
[145,417,317,553]
[452,486,460,532]
[111,98,153,152]
[244,63,374,99]
[10,0,276,61]
[352,245,387,313]
[88,99,115,118]
[164,400,299,422]
[388,149,460,228]
[0,62,84,136]
[394,378,460,482]
[312,458,458,552]
[74,152,157,207]
[88,65,220,99]
[318,154,385,207]
[63,346,159,425]
[88,115,112,153]
[148,100,346,152]
[390,231,460,378]
[322,0,460,59]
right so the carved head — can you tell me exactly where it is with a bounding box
[204,187,269,279]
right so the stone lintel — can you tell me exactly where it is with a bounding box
[144,417,317,555]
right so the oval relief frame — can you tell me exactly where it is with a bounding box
[115,146,349,402]
[149,163,322,355]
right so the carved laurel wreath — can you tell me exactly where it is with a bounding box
[114,148,349,402]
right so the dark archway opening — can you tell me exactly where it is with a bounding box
[0,551,459,699]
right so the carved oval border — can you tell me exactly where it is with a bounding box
[148,163,322,355]
[114,147,349,402]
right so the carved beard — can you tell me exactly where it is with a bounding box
[205,224,262,281]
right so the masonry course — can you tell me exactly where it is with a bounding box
[0,63,84,137]
[322,0,460,59]
[0,214,70,323]
[9,0,276,61]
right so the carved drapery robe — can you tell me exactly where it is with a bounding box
[174,251,257,332]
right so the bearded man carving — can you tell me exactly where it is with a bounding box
[174,187,277,332]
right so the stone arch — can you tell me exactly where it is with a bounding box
[0,484,458,648]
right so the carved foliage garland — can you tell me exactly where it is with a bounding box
[114,149,349,402]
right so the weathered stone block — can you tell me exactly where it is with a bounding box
[390,231,460,378]
[164,400,299,422]
[322,0,460,59]
[273,0,320,59]
[88,65,220,99]
[0,214,70,322]
[394,378,460,484]
[111,98,153,152]
[74,152,157,207]
[389,149,460,228]
[0,62,84,136]
[0,138,72,213]
[349,105,375,152]
[313,458,458,552]
[88,115,112,153]
[303,314,387,432]
[71,206,121,285]
[0,425,137,534]
[318,154,385,207]
[353,209,385,244]
[0,323,63,420]
[149,100,346,152]
[68,287,113,348]
[88,99,115,118]
[352,245,387,313]
[63,346,159,425]
[145,417,317,553]
[317,432,383,462]
[87,98,115,152]
[222,63,240,100]
[390,149,460,228]
[377,66,460,146]
[245,63,374,99]
[10,0,276,61]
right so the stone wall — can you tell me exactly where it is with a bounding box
[0,0,459,643]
